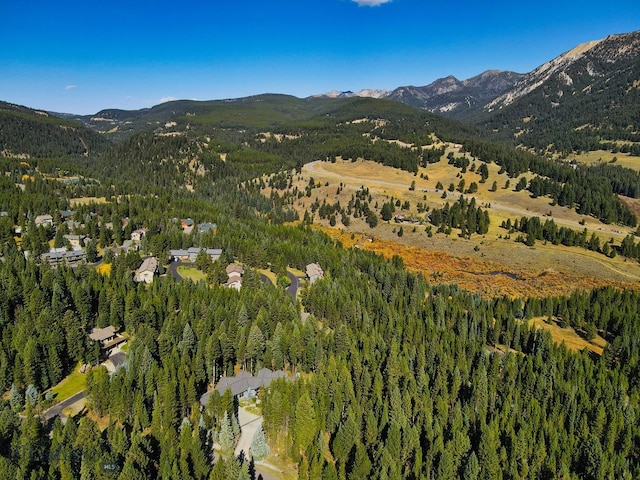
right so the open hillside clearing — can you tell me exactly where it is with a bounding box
[265,157,640,297]
[528,317,606,356]
[570,149,640,171]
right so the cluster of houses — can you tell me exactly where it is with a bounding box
[18,209,221,272]
[20,211,326,298]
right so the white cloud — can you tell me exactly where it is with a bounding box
[65,84,77,90]
[352,0,392,6]
[159,96,177,104]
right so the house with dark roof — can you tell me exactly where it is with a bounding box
[170,247,222,262]
[41,249,87,267]
[59,210,75,220]
[197,222,217,233]
[63,234,87,247]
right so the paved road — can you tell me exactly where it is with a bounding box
[285,271,299,301]
[234,407,262,458]
[234,408,280,480]
[168,260,187,281]
[42,390,86,421]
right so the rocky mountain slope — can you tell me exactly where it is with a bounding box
[385,70,524,119]
[477,30,640,154]
[314,29,640,156]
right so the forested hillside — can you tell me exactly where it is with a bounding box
[0,102,111,158]
[0,87,639,479]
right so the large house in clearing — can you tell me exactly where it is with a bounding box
[199,368,287,406]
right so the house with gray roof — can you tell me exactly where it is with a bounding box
[170,247,222,262]
[41,248,86,267]
[197,222,217,233]
[199,368,287,406]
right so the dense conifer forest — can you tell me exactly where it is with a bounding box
[0,95,639,479]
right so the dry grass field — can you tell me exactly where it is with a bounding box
[570,150,640,171]
[266,152,640,298]
[69,196,108,206]
[529,317,606,355]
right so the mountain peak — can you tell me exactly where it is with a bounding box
[486,30,640,111]
[314,89,390,99]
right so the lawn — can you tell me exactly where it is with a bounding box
[571,150,640,171]
[258,268,277,286]
[48,363,87,402]
[177,266,208,282]
[287,266,306,277]
[69,196,108,206]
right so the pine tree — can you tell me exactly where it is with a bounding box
[295,391,317,456]
[24,384,38,405]
[219,411,234,458]
[251,424,270,461]
[464,451,481,480]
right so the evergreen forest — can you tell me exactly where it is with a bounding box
[0,94,639,480]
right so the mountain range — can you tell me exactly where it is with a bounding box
[316,29,640,153]
[1,29,639,159]
[320,29,640,118]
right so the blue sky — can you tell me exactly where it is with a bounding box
[1,0,639,114]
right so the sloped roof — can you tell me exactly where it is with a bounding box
[199,369,288,405]
[198,222,217,232]
[107,351,127,368]
[136,256,158,274]
[306,263,324,278]
[89,325,116,342]
[226,263,244,275]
